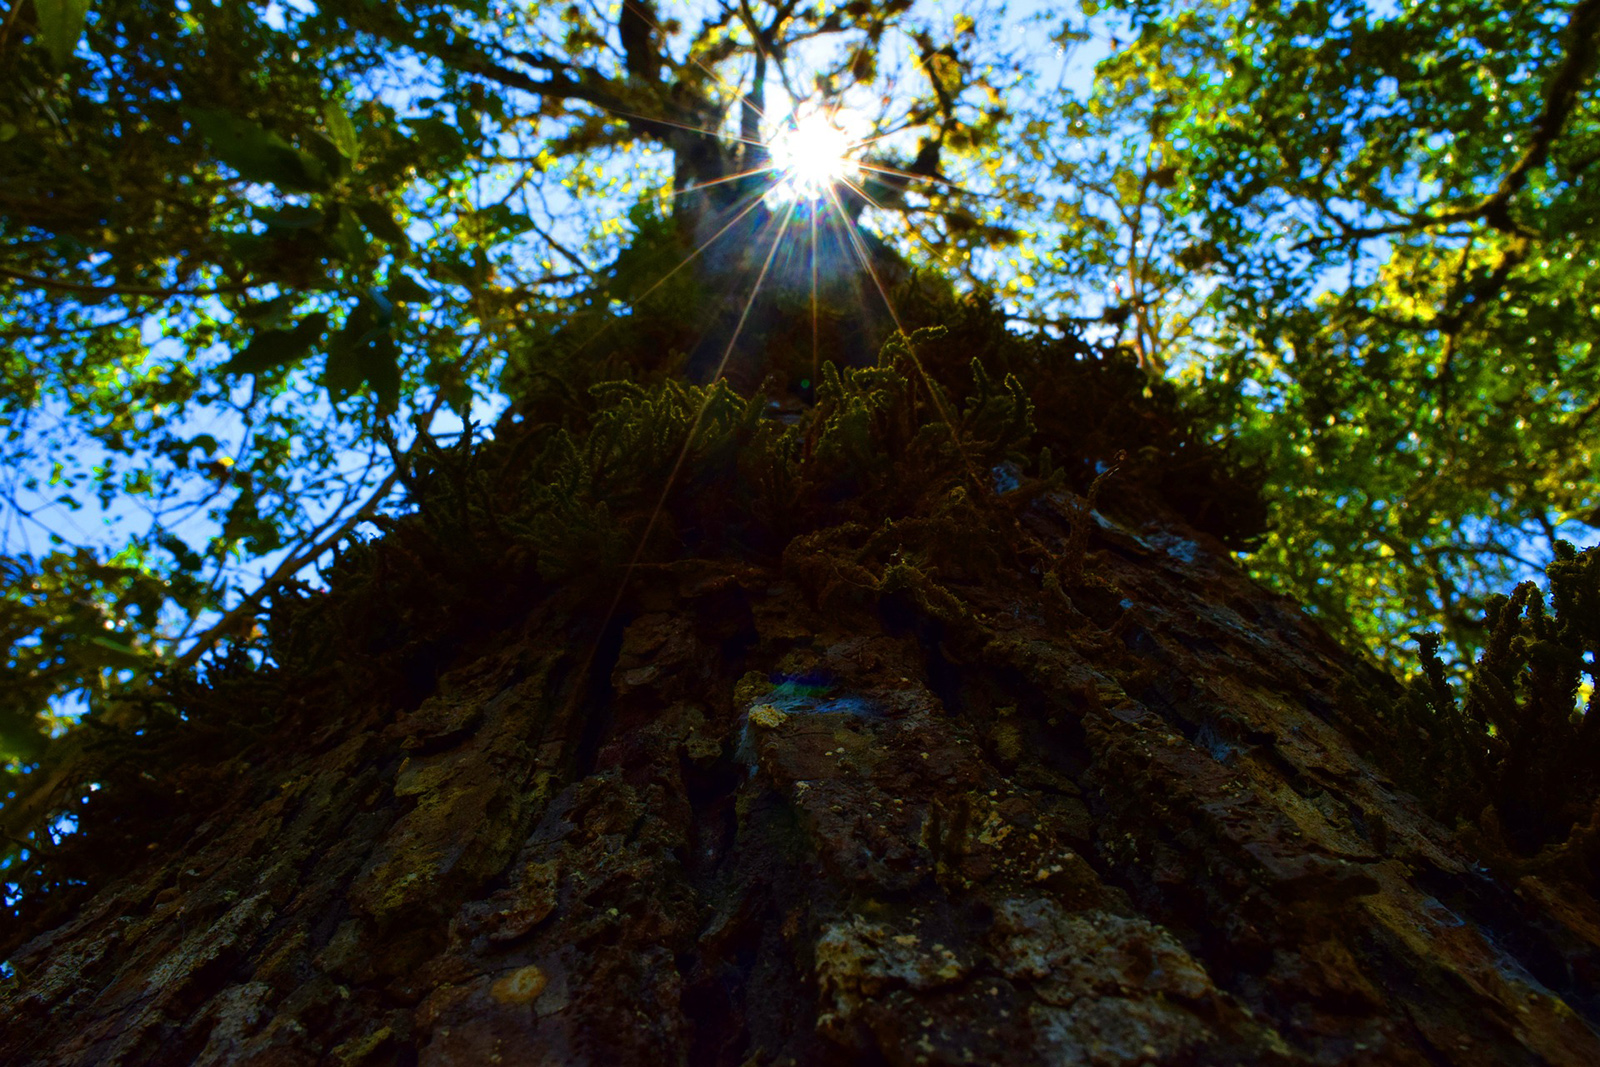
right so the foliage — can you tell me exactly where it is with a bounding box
[1003,0,1600,668]
[1344,541,1600,886]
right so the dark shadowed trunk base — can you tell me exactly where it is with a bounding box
[6,496,1600,1065]
[3,303,1598,1065]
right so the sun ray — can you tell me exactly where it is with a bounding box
[821,184,897,328]
[810,207,819,390]
[587,204,797,658]
[598,106,772,151]
[664,164,779,198]
[764,105,865,204]
[614,1,778,126]
[835,172,886,212]
[819,181,981,490]
[706,207,798,386]
[545,198,798,755]
[549,185,773,368]
[851,160,968,195]
[621,203,797,577]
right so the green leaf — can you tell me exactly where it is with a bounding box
[33,0,93,67]
[323,342,364,400]
[325,301,378,399]
[477,203,535,238]
[323,100,361,162]
[257,205,324,230]
[222,313,329,376]
[386,274,432,304]
[329,207,369,261]
[359,332,402,411]
[88,635,145,667]
[303,130,352,180]
[323,297,402,406]
[187,107,329,192]
[409,114,469,165]
[353,200,409,249]
[240,293,297,326]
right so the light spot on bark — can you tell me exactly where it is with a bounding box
[490,964,548,1005]
[749,704,789,728]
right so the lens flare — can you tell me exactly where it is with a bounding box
[766,107,861,202]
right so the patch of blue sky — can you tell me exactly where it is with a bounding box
[3,311,504,730]
[260,0,317,33]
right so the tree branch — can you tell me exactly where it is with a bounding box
[1298,0,1600,250]
[166,473,401,676]
[0,265,251,299]
[0,391,448,845]
[1483,0,1600,225]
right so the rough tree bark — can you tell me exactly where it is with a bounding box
[2,291,1599,1067]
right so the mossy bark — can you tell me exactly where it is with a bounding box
[3,309,1598,1065]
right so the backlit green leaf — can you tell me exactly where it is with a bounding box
[32,0,93,67]
[187,107,329,192]
[323,100,360,162]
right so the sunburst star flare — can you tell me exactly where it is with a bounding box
[765,106,864,204]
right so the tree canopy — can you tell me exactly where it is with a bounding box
[1,0,1597,812]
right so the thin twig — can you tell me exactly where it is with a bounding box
[164,468,402,675]
[0,390,446,844]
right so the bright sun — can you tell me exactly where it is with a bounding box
[765,107,861,203]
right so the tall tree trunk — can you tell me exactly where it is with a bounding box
[3,299,1598,1067]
